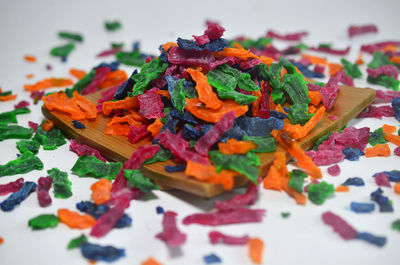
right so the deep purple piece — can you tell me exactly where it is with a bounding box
[28,121,39,133]
[394,146,400,156]
[348,24,378,38]
[14,100,30,109]
[128,125,150,144]
[214,182,259,212]
[96,47,122,58]
[309,46,350,56]
[327,164,341,176]
[138,88,164,119]
[155,211,187,246]
[37,176,52,207]
[209,231,249,245]
[306,148,345,166]
[81,67,111,95]
[182,208,265,226]
[69,139,107,162]
[266,30,308,41]
[168,47,216,71]
[0,178,24,196]
[361,41,400,55]
[97,85,120,104]
[375,173,391,187]
[374,90,400,104]
[367,65,398,79]
[321,211,358,240]
[194,111,236,156]
[357,105,394,119]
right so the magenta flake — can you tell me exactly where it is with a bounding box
[28,121,39,133]
[96,47,122,58]
[375,173,391,187]
[374,90,400,104]
[214,181,259,212]
[149,77,168,90]
[209,231,249,245]
[327,164,341,176]
[204,21,225,40]
[37,176,52,207]
[81,67,111,95]
[69,139,107,162]
[209,56,238,70]
[30,90,45,101]
[367,65,399,79]
[309,46,351,56]
[320,85,339,110]
[307,83,322,91]
[321,211,358,240]
[97,85,120,104]
[306,148,345,166]
[194,111,236,156]
[0,178,24,196]
[193,34,210,46]
[168,47,216,71]
[357,105,394,119]
[394,146,400,156]
[239,58,261,70]
[182,208,265,226]
[138,88,164,119]
[328,115,338,120]
[298,58,311,66]
[314,65,325,74]
[266,30,308,41]
[155,211,187,246]
[164,64,179,77]
[14,100,30,109]
[348,24,378,38]
[128,125,149,144]
[361,41,400,55]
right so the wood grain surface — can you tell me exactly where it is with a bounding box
[42,85,375,198]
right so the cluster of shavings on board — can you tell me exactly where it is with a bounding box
[1,20,400,264]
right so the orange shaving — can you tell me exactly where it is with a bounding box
[24,78,74,92]
[42,91,86,120]
[302,54,328,65]
[382,124,396,134]
[24,55,37,62]
[308,90,321,106]
[218,138,257,155]
[233,42,244,49]
[356,53,364,65]
[26,74,34,79]
[147,118,163,137]
[383,44,397,53]
[394,183,400,195]
[102,96,139,116]
[185,160,236,190]
[251,89,262,116]
[185,98,247,123]
[141,257,162,265]
[0,94,17,101]
[283,106,326,140]
[186,68,222,110]
[91,179,112,205]
[72,91,97,119]
[263,166,283,191]
[106,113,143,128]
[365,143,391,157]
[42,119,54,132]
[57,208,96,229]
[214,47,273,66]
[104,123,131,136]
[69,68,87,79]
[155,90,170,99]
[308,105,317,114]
[389,56,400,65]
[259,55,274,66]
[248,238,264,264]
[160,42,178,52]
[382,124,400,146]
[99,70,128,89]
[336,185,349,192]
[328,63,343,76]
[0,236,3,244]
[88,260,96,265]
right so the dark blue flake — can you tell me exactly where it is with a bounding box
[95,61,120,71]
[160,115,179,134]
[356,232,387,247]
[372,170,400,182]
[392,97,400,121]
[113,69,137,100]
[236,116,283,137]
[269,110,288,120]
[81,242,125,262]
[170,109,199,125]
[219,123,246,143]
[203,253,222,264]
[342,177,365,186]
[183,80,198,98]
[165,164,186,173]
[182,124,202,140]
[156,206,164,214]
[291,61,325,79]
[0,182,37,211]
[350,202,375,213]
[159,48,169,63]
[177,37,228,52]
[342,148,364,161]
[72,120,86,129]
[370,188,393,212]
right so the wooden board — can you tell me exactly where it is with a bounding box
[42,85,375,198]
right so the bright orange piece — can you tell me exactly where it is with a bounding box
[24,78,74,92]
[160,42,178,52]
[389,56,400,65]
[258,55,274,66]
[70,68,87,79]
[99,70,127,89]
[141,257,162,265]
[88,260,96,265]
[57,208,96,229]
[382,124,397,134]
[356,53,364,65]
[0,94,17,101]
[147,118,163,137]
[155,90,170,99]
[308,105,317,114]
[232,42,244,49]
[283,106,326,140]
[365,143,391,157]
[43,91,86,120]
[214,47,259,60]
[185,160,236,190]
[72,91,97,119]
[263,166,283,191]
[336,185,349,192]
[381,124,400,146]
[394,182,400,195]
[24,55,37,62]
[283,184,307,205]
[186,68,222,110]
[105,123,131,136]
[26,74,34,79]
[301,54,328,65]
[383,44,397,53]
[328,63,343,76]
[218,138,257,155]
[185,98,248,123]
[42,119,54,132]
[0,236,3,244]
[251,89,262,116]
[91,179,112,205]
[248,237,264,264]
[308,90,321,106]
[106,111,143,128]
[102,96,139,116]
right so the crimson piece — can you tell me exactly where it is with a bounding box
[168,47,216,71]
[348,24,378,38]
[309,46,350,56]
[97,85,120,104]
[128,125,150,144]
[327,164,341,176]
[214,182,259,212]
[0,178,24,196]
[28,121,39,133]
[374,90,400,104]
[14,101,30,109]
[394,146,400,156]
[306,147,345,166]
[367,65,398,79]
[209,231,249,245]
[69,139,107,162]
[96,47,122,58]
[138,88,164,119]
[357,105,394,119]
[321,211,358,240]
[361,41,400,55]
[81,67,111,95]
[37,176,52,207]
[155,211,187,246]
[266,30,308,41]
[375,173,391,187]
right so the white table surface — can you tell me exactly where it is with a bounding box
[0,0,399,264]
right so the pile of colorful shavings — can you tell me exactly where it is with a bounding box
[1,20,400,265]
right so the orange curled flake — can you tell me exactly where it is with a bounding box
[0,236,3,244]
[141,257,162,265]
[302,54,328,65]
[336,185,349,192]
[106,112,143,128]
[308,105,317,114]
[258,55,274,66]
[186,68,222,110]
[91,179,112,205]
[233,42,244,49]
[57,208,96,229]
[88,260,96,265]
[185,98,248,123]
[102,96,139,116]
[248,237,264,264]
[160,42,178,52]
[0,94,17,101]
[252,89,262,116]
[356,53,364,65]
[382,124,397,134]
[382,124,400,146]
[308,90,322,106]
[99,70,127,89]
[365,143,391,157]
[24,78,74,92]
[42,119,54,132]
[394,183,400,195]
[185,160,236,190]
[283,106,326,140]
[389,56,400,65]
[72,91,97,119]
[214,47,259,60]
[69,68,87,80]
[263,166,283,191]
[155,89,171,99]
[218,138,257,155]
[26,74,34,79]
[383,44,397,53]
[147,118,163,137]
[24,55,37,62]
[105,123,131,136]
[42,91,86,120]
[328,63,343,76]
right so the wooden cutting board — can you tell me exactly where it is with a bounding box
[42,85,375,198]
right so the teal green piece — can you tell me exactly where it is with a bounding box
[341,58,362,78]
[216,89,257,105]
[28,214,59,230]
[367,52,390,69]
[256,63,282,92]
[392,219,400,232]
[292,43,308,51]
[368,128,387,146]
[282,73,310,104]
[230,37,272,49]
[111,43,124,49]
[288,103,314,125]
[0,90,12,97]
[67,234,88,250]
[279,57,296,74]
[314,81,325,87]
[47,168,72,199]
[243,135,276,153]
[16,140,40,154]
[318,43,332,49]
[206,68,237,91]
[288,170,307,193]
[0,151,43,177]
[219,64,260,91]
[105,21,121,31]
[367,75,399,91]
[281,212,291,218]
[0,124,33,141]
[32,126,66,150]
[58,32,83,42]
[66,70,96,96]
[50,43,75,57]
[271,89,286,105]
[170,79,187,113]
[143,146,171,165]
[189,139,196,148]
[124,169,160,192]
[209,151,259,184]
[0,107,30,124]
[71,155,122,180]
[131,58,168,96]
[115,51,145,67]
[160,107,172,124]
[307,181,335,205]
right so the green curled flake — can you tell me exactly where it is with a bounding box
[216,89,257,105]
[58,32,83,42]
[32,126,66,150]
[50,43,75,57]
[111,43,124,49]
[28,214,59,230]
[341,58,362,78]
[367,75,399,91]
[71,155,122,180]
[279,57,297,74]
[16,140,40,154]
[218,64,260,91]
[124,169,160,192]
[131,58,168,96]
[307,181,335,205]
[0,90,12,97]
[66,70,96,96]
[206,68,237,91]
[367,52,390,69]
[288,103,313,125]
[0,124,33,141]
[47,168,72,199]
[243,135,276,153]
[209,151,259,184]
[105,21,122,31]
[67,234,88,250]
[234,37,272,49]
[256,63,282,91]
[281,212,291,218]
[288,170,307,193]
[115,51,145,67]
[282,73,310,105]
[368,128,387,146]
[392,219,400,232]
[143,146,171,165]
[169,79,187,113]
[0,107,30,124]
[0,151,43,177]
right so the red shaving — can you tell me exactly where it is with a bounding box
[69,139,107,162]
[214,182,259,212]
[155,211,187,246]
[348,24,378,38]
[321,211,358,240]
[0,178,24,196]
[266,30,308,41]
[209,231,249,245]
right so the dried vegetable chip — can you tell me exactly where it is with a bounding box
[124,169,159,192]
[81,242,125,262]
[0,151,43,177]
[203,253,222,264]
[0,182,37,211]
[32,125,66,150]
[71,155,122,180]
[48,168,72,199]
[0,124,33,141]
[370,188,393,212]
[16,139,40,154]
[321,211,358,240]
[58,208,96,229]
[155,211,186,246]
[209,231,249,245]
[0,178,24,196]
[307,181,334,205]
[69,139,107,162]
[67,234,88,250]
[37,176,52,207]
[91,179,112,205]
[348,24,378,38]
[248,237,264,264]
[28,214,59,229]
[350,202,375,213]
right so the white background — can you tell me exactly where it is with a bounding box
[0,0,399,264]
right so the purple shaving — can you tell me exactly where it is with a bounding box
[209,231,249,245]
[321,211,358,240]
[348,24,378,38]
[155,211,187,246]
[367,65,398,79]
[69,139,107,162]
[266,30,308,41]
[214,181,259,212]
